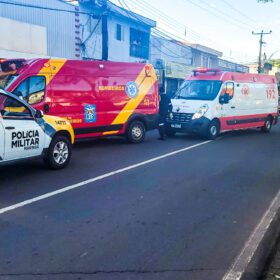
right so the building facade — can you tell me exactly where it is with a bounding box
[78,0,156,62]
[218,59,249,73]
[0,0,78,59]
[151,36,193,95]
[151,38,225,96]
[190,44,222,69]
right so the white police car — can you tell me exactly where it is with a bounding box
[0,89,74,169]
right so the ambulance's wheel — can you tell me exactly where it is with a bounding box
[206,120,220,140]
[44,135,72,169]
[261,117,272,133]
[127,120,146,143]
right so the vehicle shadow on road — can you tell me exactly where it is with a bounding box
[220,128,277,140]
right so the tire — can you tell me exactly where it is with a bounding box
[206,120,220,140]
[261,116,272,133]
[126,120,146,144]
[165,129,176,137]
[44,135,72,169]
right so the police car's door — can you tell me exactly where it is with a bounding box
[0,115,4,161]
[0,93,45,161]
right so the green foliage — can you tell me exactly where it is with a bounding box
[269,59,280,66]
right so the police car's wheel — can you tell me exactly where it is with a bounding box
[44,136,72,169]
[127,121,146,144]
[206,120,220,140]
[261,117,272,133]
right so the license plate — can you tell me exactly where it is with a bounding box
[171,124,181,128]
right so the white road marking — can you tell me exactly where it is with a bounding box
[222,189,280,280]
[0,140,212,215]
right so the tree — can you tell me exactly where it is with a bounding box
[269,59,280,67]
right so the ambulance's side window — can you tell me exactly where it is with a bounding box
[14,76,46,105]
[221,82,234,100]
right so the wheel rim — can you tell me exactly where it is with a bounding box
[210,125,217,136]
[53,141,69,165]
[132,126,143,139]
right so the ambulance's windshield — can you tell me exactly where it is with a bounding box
[174,80,222,101]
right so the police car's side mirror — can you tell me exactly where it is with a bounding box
[35,110,44,119]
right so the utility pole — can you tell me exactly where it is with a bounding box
[252,30,272,73]
[101,0,108,60]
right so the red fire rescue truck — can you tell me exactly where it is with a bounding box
[0,59,159,143]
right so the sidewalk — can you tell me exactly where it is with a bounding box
[263,238,280,280]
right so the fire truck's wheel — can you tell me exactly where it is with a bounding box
[261,116,272,133]
[126,120,146,144]
[44,135,72,169]
[206,120,220,140]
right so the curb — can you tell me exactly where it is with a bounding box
[241,208,280,280]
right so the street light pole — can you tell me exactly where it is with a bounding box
[252,30,272,73]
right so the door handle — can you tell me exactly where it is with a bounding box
[5,126,15,130]
[231,106,236,109]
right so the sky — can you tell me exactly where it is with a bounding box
[110,0,280,64]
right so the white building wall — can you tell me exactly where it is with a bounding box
[151,36,192,66]
[0,16,47,58]
[107,14,151,62]
[79,4,153,62]
[79,15,103,60]
[0,0,77,59]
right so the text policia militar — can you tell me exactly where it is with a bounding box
[11,130,40,150]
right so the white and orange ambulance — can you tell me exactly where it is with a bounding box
[165,69,278,139]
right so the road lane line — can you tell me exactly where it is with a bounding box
[0,140,212,215]
[222,189,280,280]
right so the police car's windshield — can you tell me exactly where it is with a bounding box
[0,75,18,89]
[174,80,222,101]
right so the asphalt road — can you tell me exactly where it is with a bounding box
[1,126,280,280]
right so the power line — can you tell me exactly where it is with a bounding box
[198,0,257,29]
[221,0,257,25]
[122,0,256,62]
[0,0,256,63]
[118,0,191,59]
[130,0,225,48]
[186,0,254,31]
[120,0,217,53]
[119,0,252,65]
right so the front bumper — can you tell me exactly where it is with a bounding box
[165,116,211,134]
